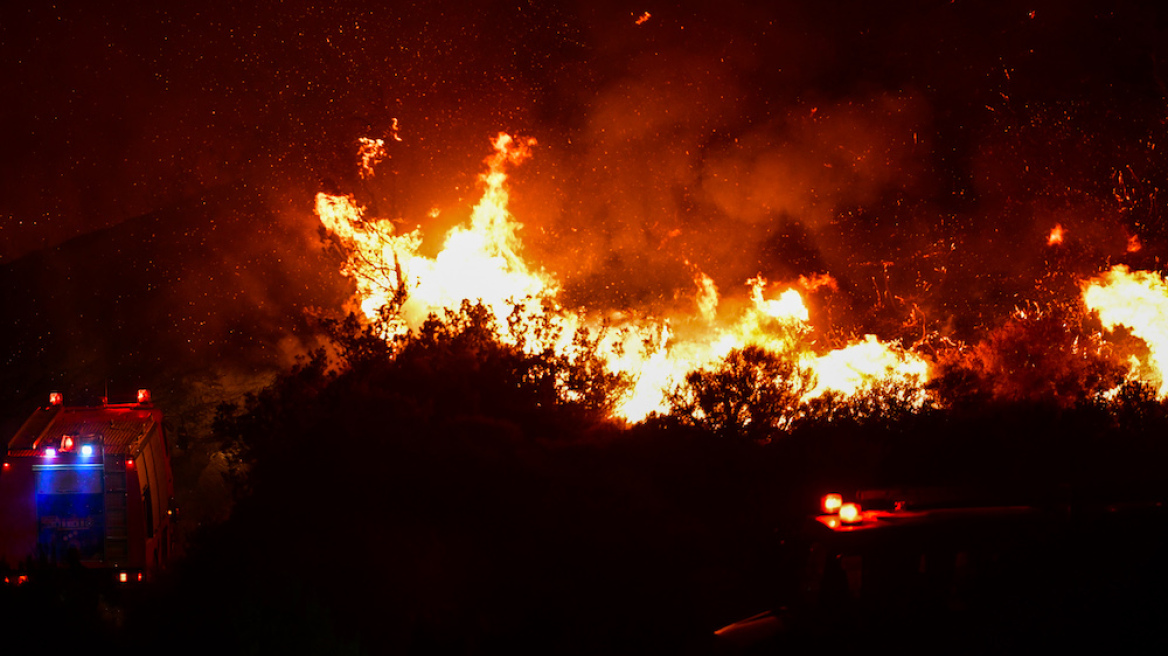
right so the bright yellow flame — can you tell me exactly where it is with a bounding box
[1083,265,1168,396]
[806,335,930,402]
[749,277,809,323]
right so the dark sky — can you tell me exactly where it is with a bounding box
[4,0,1168,341]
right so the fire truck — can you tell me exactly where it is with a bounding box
[0,390,174,583]
[714,486,1168,653]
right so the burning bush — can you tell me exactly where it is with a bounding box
[930,307,1127,408]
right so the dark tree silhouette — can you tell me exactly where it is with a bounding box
[667,345,814,441]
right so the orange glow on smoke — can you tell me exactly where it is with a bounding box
[318,133,934,423]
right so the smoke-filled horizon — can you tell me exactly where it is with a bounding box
[5,0,1168,346]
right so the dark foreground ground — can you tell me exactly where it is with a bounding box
[5,414,1168,656]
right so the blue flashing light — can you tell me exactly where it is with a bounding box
[44,448,56,459]
[80,444,94,457]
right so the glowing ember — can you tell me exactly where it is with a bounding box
[1082,265,1168,396]
[1048,224,1065,246]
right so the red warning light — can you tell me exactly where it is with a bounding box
[822,493,843,514]
[839,502,862,524]
[137,388,152,404]
[126,458,135,469]
[61,436,74,452]
[49,392,63,406]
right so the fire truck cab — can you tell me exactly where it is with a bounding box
[0,390,174,583]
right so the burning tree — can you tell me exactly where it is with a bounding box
[930,307,1128,408]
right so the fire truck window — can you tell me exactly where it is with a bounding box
[35,467,102,494]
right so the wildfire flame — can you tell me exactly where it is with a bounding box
[1083,265,1168,396]
[317,132,937,424]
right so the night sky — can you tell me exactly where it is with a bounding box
[4,1,1168,348]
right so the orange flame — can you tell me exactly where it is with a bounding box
[356,138,387,179]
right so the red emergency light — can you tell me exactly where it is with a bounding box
[49,391,63,406]
[822,493,843,514]
[137,388,151,404]
[839,502,862,524]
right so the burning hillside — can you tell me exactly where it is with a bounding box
[316,131,1168,425]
